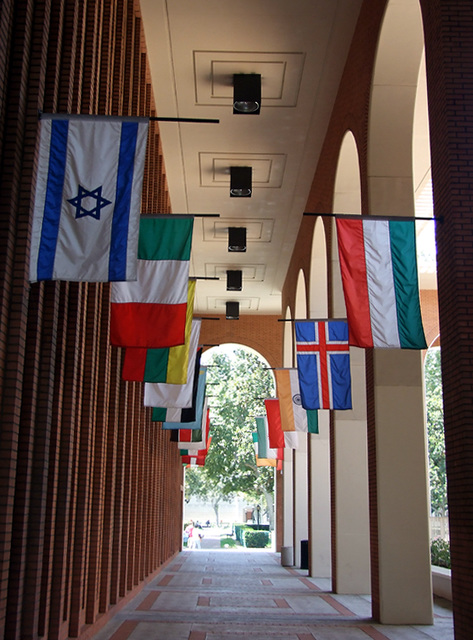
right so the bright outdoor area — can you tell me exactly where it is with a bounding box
[183,346,277,551]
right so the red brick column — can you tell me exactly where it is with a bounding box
[421,0,473,635]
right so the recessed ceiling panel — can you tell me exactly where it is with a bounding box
[202,218,274,242]
[200,153,286,187]
[194,51,305,107]
[204,264,266,281]
[207,297,260,311]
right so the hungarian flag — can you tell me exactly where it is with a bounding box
[122,280,196,383]
[110,216,193,348]
[144,320,201,410]
[30,114,148,282]
[295,321,352,411]
[336,217,427,349]
[274,368,318,434]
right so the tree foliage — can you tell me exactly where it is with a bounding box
[424,348,447,515]
[185,347,276,524]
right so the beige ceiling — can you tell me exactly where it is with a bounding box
[140,0,364,315]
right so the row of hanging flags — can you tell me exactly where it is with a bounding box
[26,113,428,467]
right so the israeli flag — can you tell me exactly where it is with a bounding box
[29,114,149,282]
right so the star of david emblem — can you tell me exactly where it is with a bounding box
[67,185,112,220]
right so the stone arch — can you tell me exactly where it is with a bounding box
[332,130,361,317]
[283,306,293,368]
[368,0,425,215]
[309,218,328,319]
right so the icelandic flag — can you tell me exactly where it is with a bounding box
[295,320,352,410]
[29,114,148,282]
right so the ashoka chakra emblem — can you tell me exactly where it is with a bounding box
[293,394,302,406]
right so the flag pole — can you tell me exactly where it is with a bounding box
[140,213,220,218]
[303,211,441,223]
[277,318,347,323]
[38,111,219,125]
[149,116,219,124]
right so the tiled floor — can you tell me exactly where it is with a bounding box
[92,533,454,640]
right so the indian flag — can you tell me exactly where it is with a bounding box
[110,216,193,348]
[274,369,318,434]
[336,217,426,349]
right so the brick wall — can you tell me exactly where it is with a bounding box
[0,2,181,638]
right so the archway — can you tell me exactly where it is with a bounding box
[367,0,433,624]
[183,343,277,547]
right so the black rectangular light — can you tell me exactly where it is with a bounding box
[233,73,261,114]
[228,227,246,252]
[226,301,239,319]
[227,270,242,291]
[230,166,252,197]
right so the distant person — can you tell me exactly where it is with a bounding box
[189,525,203,549]
[185,520,194,548]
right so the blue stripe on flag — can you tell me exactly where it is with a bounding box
[37,119,69,280]
[109,121,138,281]
[329,352,352,409]
[295,322,320,410]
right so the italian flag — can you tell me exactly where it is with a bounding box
[110,216,193,348]
[121,280,196,383]
[336,218,427,349]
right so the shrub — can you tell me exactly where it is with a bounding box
[431,537,451,569]
[244,529,270,548]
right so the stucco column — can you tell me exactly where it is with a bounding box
[293,435,309,568]
[282,448,294,560]
[309,412,332,577]
[370,349,432,624]
[332,347,371,593]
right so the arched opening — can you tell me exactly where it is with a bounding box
[309,218,328,318]
[182,343,277,550]
[366,0,433,623]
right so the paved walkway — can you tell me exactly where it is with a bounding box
[92,531,454,640]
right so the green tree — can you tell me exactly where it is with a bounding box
[185,347,276,527]
[424,348,447,515]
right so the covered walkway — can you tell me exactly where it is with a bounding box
[92,531,453,640]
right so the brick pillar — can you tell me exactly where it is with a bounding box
[422,1,473,636]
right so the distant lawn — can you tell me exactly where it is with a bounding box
[220,536,238,549]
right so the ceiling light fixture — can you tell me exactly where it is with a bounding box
[228,227,247,252]
[226,270,243,291]
[230,166,252,197]
[233,73,261,114]
[226,301,240,320]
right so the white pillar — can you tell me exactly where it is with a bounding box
[332,347,371,593]
[372,349,433,624]
[282,448,294,555]
[309,412,331,577]
[293,436,309,568]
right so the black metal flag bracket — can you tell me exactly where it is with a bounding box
[277,317,347,323]
[140,213,220,219]
[303,211,442,223]
[38,111,219,125]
